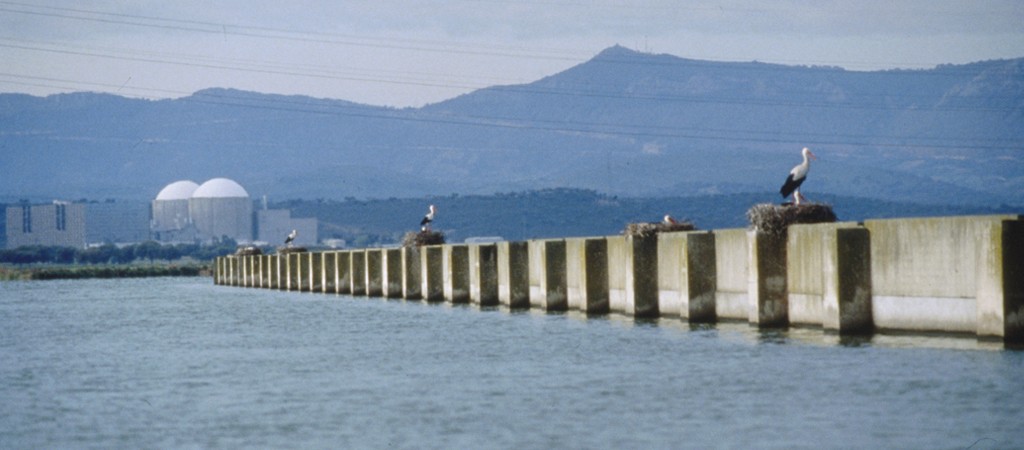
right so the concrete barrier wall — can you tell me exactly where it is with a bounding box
[565,237,608,314]
[214,214,1023,343]
[497,241,529,308]
[422,246,444,302]
[384,249,403,298]
[864,215,1021,336]
[350,250,366,296]
[366,249,383,297]
[713,229,748,320]
[469,244,499,306]
[658,231,716,321]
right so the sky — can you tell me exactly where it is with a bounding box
[1,0,1022,107]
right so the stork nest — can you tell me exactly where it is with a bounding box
[624,220,697,238]
[234,245,263,256]
[747,203,837,236]
[402,230,446,247]
[277,246,308,254]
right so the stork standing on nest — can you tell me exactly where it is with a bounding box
[779,147,817,205]
[663,214,678,225]
[420,204,436,231]
[284,229,297,247]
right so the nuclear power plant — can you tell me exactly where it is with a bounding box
[151,178,315,246]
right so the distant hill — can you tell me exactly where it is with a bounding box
[2,46,1022,206]
[273,188,1021,246]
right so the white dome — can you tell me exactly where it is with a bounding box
[155,180,199,201]
[192,178,249,198]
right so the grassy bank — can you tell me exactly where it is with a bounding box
[0,264,211,281]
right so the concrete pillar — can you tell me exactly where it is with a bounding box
[423,246,444,302]
[323,252,336,293]
[240,256,250,287]
[445,245,470,303]
[403,246,422,300]
[713,229,749,320]
[977,219,1024,343]
[566,238,609,314]
[336,251,351,294]
[297,253,310,292]
[366,249,383,297]
[658,231,716,322]
[244,256,252,287]
[498,241,530,309]
[384,248,403,298]
[821,227,873,334]
[252,255,262,288]
[528,240,567,311]
[748,231,788,327]
[310,252,322,292]
[607,235,659,317]
[227,257,233,285]
[261,255,270,289]
[247,255,256,287]
[288,253,300,291]
[350,250,366,296]
[470,244,499,306]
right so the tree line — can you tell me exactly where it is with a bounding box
[0,239,240,265]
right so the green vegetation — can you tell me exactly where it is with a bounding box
[0,264,208,281]
[0,239,240,265]
[0,239,235,280]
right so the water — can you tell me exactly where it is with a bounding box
[1,278,1022,449]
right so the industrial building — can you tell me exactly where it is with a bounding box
[5,201,86,248]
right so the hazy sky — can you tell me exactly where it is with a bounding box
[2,0,1022,107]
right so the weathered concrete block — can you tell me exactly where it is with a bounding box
[607,235,659,317]
[350,250,366,296]
[470,244,499,306]
[526,240,568,311]
[300,253,314,292]
[444,245,471,303]
[336,251,351,294]
[384,248,403,298]
[821,227,873,334]
[864,215,1019,334]
[498,241,530,309]
[566,238,609,314]
[748,230,787,327]
[658,231,716,322]
[310,252,322,292]
[366,249,383,297]
[423,246,444,302]
[713,228,748,320]
[403,246,422,300]
[977,219,1024,343]
[322,252,336,293]
[288,253,301,291]
[787,222,860,326]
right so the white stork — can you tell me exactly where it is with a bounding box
[663,214,678,225]
[284,229,297,247]
[780,147,817,205]
[420,204,436,231]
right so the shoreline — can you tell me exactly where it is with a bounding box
[0,264,211,281]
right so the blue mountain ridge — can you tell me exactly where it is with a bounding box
[2,45,1022,206]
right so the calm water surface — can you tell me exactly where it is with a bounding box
[1,277,1022,449]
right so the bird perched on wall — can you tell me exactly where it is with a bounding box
[663,214,678,225]
[780,147,817,205]
[420,204,436,231]
[284,229,297,247]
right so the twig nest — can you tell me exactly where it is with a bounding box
[624,220,696,238]
[277,246,308,254]
[235,245,263,256]
[747,203,837,236]
[402,230,446,247]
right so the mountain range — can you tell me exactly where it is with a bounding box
[2,45,1022,206]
